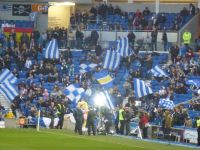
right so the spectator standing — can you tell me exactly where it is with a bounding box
[95,43,102,57]
[170,44,179,63]
[197,117,200,146]
[56,101,66,129]
[90,6,97,17]
[91,30,99,47]
[70,14,76,29]
[139,111,149,139]
[73,106,83,135]
[182,30,191,46]
[0,102,5,121]
[108,4,114,15]
[195,36,200,51]
[124,107,131,135]
[189,3,196,16]
[48,101,57,129]
[68,30,75,48]
[25,57,32,70]
[87,107,97,136]
[143,7,151,16]
[162,110,172,140]
[20,32,29,46]
[118,104,125,134]
[76,28,84,49]
[114,6,122,16]
[151,27,158,51]
[162,29,168,51]
[127,31,136,48]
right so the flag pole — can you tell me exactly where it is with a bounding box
[37,109,40,132]
[103,89,116,118]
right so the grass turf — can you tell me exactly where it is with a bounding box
[0,128,196,150]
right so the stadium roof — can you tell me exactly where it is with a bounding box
[0,0,92,4]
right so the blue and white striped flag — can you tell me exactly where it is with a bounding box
[103,50,120,70]
[159,98,174,110]
[0,80,19,101]
[134,78,153,98]
[0,68,18,84]
[104,90,115,110]
[63,84,85,103]
[79,63,97,74]
[116,37,133,57]
[44,39,59,59]
[186,79,200,88]
[149,65,168,77]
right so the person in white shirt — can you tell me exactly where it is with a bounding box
[25,57,32,69]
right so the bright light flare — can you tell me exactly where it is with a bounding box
[94,92,106,107]
[49,2,75,6]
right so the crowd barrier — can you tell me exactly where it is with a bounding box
[130,122,197,144]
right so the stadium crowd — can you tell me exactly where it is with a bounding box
[70,3,197,31]
[0,3,199,146]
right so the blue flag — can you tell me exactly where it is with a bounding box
[94,70,114,89]
[134,78,153,98]
[0,80,19,101]
[116,37,133,57]
[103,50,120,70]
[159,98,174,110]
[149,65,168,77]
[44,39,59,59]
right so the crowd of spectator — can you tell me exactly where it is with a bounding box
[70,3,197,31]
[0,11,199,142]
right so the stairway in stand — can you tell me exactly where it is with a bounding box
[0,93,10,110]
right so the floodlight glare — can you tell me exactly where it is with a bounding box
[49,2,75,6]
[94,92,106,107]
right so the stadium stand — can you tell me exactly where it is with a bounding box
[0,2,199,146]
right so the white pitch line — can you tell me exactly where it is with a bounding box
[41,130,146,149]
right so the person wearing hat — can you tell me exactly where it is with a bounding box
[197,117,200,146]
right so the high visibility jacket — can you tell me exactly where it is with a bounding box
[197,119,200,127]
[182,32,191,44]
[57,104,65,116]
[119,109,124,121]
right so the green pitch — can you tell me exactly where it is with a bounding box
[0,128,195,150]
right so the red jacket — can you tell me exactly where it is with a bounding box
[139,115,149,128]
